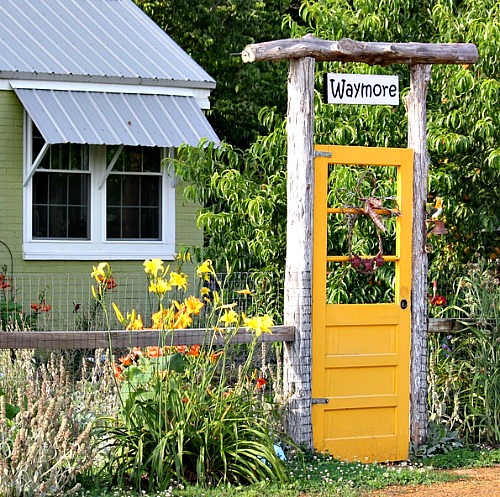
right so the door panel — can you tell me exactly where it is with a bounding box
[312,145,413,462]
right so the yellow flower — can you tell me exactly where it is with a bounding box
[196,260,213,280]
[151,309,174,330]
[148,278,172,295]
[185,296,204,316]
[169,272,188,291]
[175,313,193,330]
[91,262,110,282]
[219,309,239,326]
[125,310,144,331]
[176,251,191,262]
[236,284,254,296]
[244,314,274,337]
[113,302,125,325]
[143,258,164,277]
[200,287,210,296]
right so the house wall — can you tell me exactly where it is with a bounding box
[0,90,205,330]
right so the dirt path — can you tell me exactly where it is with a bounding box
[362,466,500,497]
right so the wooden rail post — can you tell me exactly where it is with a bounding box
[406,64,432,446]
[283,56,315,448]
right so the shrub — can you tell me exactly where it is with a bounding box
[428,258,500,444]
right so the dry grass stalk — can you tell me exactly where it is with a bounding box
[0,349,117,497]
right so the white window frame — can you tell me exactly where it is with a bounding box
[22,115,176,261]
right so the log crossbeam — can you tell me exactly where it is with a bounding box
[242,36,478,66]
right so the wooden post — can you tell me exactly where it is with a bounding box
[406,64,432,446]
[283,56,315,448]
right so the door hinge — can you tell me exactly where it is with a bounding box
[314,151,332,158]
[312,398,329,404]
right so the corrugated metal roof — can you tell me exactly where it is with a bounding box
[0,0,215,88]
[15,88,219,147]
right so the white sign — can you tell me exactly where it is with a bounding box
[324,73,399,105]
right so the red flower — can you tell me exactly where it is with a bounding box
[106,277,117,290]
[187,344,200,357]
[256,377,267,390]
[429,295,447,307]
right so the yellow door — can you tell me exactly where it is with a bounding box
[312,145,413,462]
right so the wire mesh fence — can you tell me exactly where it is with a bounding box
[0,270,270,332]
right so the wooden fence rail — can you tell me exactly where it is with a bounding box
[0,325,295,350]
[0,319,476,350]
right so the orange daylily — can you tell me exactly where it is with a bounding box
[256,377,267,390]
[185,296,204,316]
[119,354,134,366]
[145,346,164,358]
[187,344,200,357]
[209,350,224,363]
[113,364,124,380]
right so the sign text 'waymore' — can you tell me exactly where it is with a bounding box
[324,73,399,105]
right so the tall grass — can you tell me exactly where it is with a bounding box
[0,349,117,497]
[428,258,500,444]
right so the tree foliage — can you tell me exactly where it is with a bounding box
[166,0,499,310]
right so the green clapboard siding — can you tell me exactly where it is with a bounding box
[0,90,24,273]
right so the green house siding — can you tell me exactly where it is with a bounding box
[176,186,203,249]
[0,90,23,273]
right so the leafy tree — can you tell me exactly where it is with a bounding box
[174,0,499,312]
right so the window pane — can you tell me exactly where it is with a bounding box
[141,176,160,206]
[106,207,120,238]
[107,145,161,173]
[106,145,162,241]
[33,172,49,204]
[49,173,68,204]
[120,208,140,238]
[32,172,90,239]
[121,177,140,206]
[141,208,160,238]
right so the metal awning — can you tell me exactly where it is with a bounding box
[14,88,219,147]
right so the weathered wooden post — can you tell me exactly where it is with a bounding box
[282,57,315,446]
[405,64,432,445]
[242,37,478,450]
